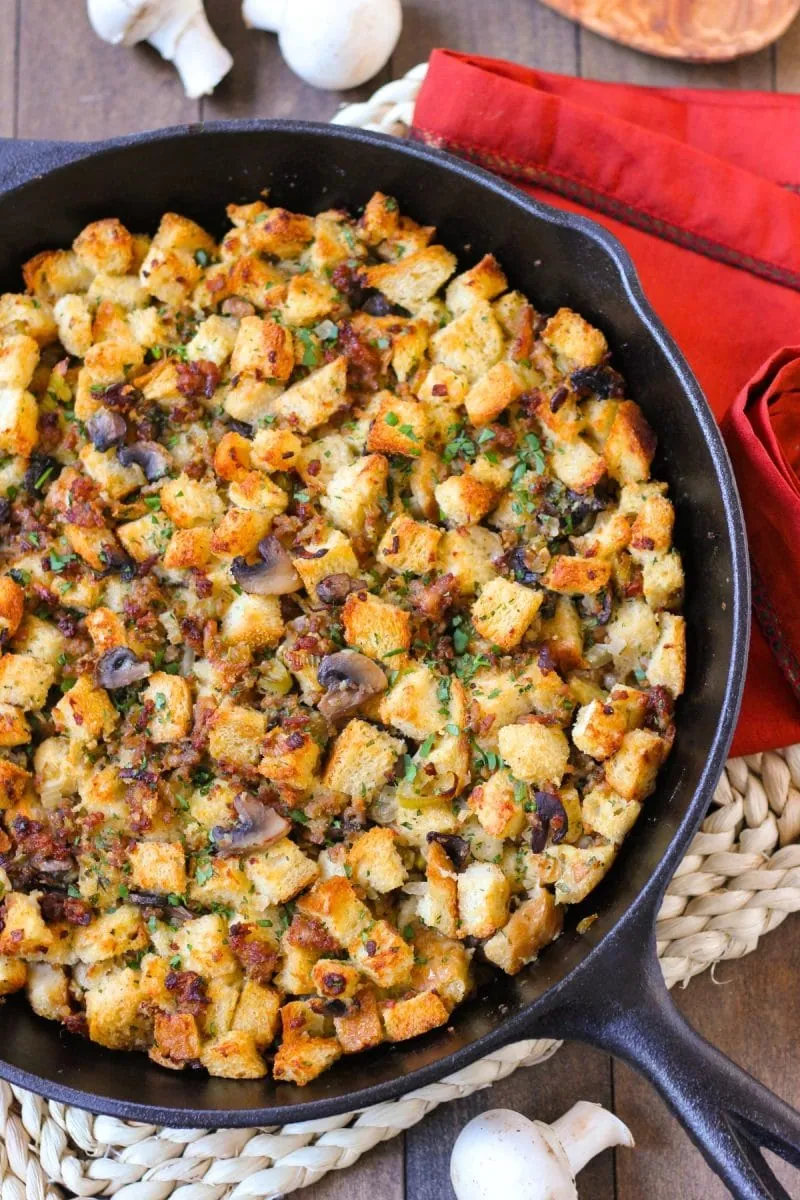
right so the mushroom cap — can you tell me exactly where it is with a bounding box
[211,794,291,854]
[277,0,403,91]
[230,535,302,596]
[87,409,127,453]
[317,649,387,721]
[450,1109,575,1200]
[117,440,171,482]
[96,647,152,690]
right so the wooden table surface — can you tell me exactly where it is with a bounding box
[3,3,800,1197]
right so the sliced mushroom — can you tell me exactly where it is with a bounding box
[426,830,470,870]
[230,535,302,596]
[530,791,568,853]
[87,409,127,452]
[211,794,291,855]
[317,650,387,722]
[117,440,171,482]
[127,890,194,922]
[315,573,367,606]
[96,646,152,690]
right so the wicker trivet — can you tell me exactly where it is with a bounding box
[2,68,800,1199]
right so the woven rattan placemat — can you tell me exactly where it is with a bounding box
[3,67,800,1200]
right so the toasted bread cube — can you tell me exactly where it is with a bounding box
[141,672,192,743]
[418,839,459,937]
[74,905,146,964]
[247,206,314,258]
[572,699,628,761]
[483,887,563,974]
[221,593,284,649]
[151,1011,202,1068]
[311,959,363,1002]
[0,702,29,747]
[446,254,508,316]
[272,1032,341,1085]
[282,272,337,326]
[259,727,320,794]
[0,759,31,810]
[160,473,224,529]
[629,494,674,561]
[0,387,38,457]
[11,614,64,666]
[0,956,27,995]
[409,928,471,1011]
[274,941,320,995]
[0,334,38,389]
[172,913,238,979]
[297,876,372,947]
[381,991,449,1041]
[415,363,467,440]
[379,665,466,740]
[321,453,388,539]
[245,838,319,906]
[231,315,294,381]
[582,783,642,843]
[618,481,668,517]
[292,529,360,602]
[468,770,526,839]
[334,986,384,1054]
[435,471,497,527]
[0,654,54,710]
[643,551,684,611]
[573,510,631,560]
[539,597,583,674]
[251,427,303,472]
[607,599,661,675]
[62,524,118,572]
[349,918,414,988]
[342,591,411,665]
[360,192,401,244]
[431,300,504,382]
[116,512,174,562]
[348,827,407,894]
[0,893,52,956]
[186,314,237,366]
[228,472,289,522]
[232,981,281,1050]
[543,555,611,596]
[0,577,24,642]
[214,430,253,483]
[209,508,269,558]
[457,861,511,939]
[543,307,607,368]
[548,841,617,904]
[363,245,456,313]
[646,613,686,697]
[73,218,134,275]
[604,728,668,801]
[163,527,213,570]
[206,700,266,770]
[129,841,186,896]
[366,394,428,457]
[224,377,283,424]
[201,1031,267,1079]
[52,675,117,743]
[377,515,442,575]
[85,967,151,1051]
[471,577,542,651]
[323,718,403,800]
[33,736,82,807]
[79,444,145,500]
[0,293,58,345]
[275,356,348,433]
[23,248,93,302]
[499,722,570,788]
[604,401,656,484]
[549,436,606,494]
[464,360,526,426]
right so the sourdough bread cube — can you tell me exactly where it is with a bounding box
[0,956,27,996]
[342,590,411,665]
[446,254,508,316]
[0,758,31,810]
[377,515,442,575]
[0,577,24,642]
[297,877,370,946]
[646,612,686,697]
[73,218,134,275]
[210,508,271,558]
[228,471,288,519]
[548,436,606,494]
[0,293,58,345]
[379,665,466,740]
[643,550,684,611]
[0,334,38,389]
[251,427,303,472]
[347,827,407,894]
[221,593,283,649]
[245,838,320,906]
[116,512,174,562]
[363,245,457,313]
[0,654,54,710]
[381,991,449,1041]
[418,839,459,938]
[231,315,294,380]
[0,387,38,456]
[52,676,117,743]
[629,494,674,561]
[573,510,631,560]
[464,360,526,426]
[224,377,283,424]
[272,1032,341,1086]
[74,905,146,964]
[334,986,384,1054]
[292,529,360,602]
[208,700,267,769]
[274,356,349,433]
[321,453,388,538]
[161,473,224,529]
[186,314,237,366]
[201,1031,267,1079]
[431,300,504,382]
[79,444,145,501]
[438,527,501,594]
[34,736,82,807]
[173,913,238,979]
[543,555,611,596]
[483,887,563,974]
[350,918,414,988]
[604,400,656,484]
[367,393,428,458]
[582,783,642,843]
[274,942,322,996]
[85,967,151,1051]
[12,614,64,665]
[415,363,467,438]
[618,480,668,517]
[151,1011,202,1068]
[572,698,627,761]
[323,718,403,800]
[471,577,543,651]
[129,841,187,896]
[188,857,250,911]
[604,728,668,801]
[456,861,511,939]
[548,842,617,905]
[311,958,363,1001]
[248,206,315,258]
[468,770,526,839]
[499,722,570,788]
[63,524,120,572]
[259,727,320,794]
[435,471,497,527]
[232,981,281,1049]
[282,272,338,326]
[606,598,661,676]
[0,893,52,956]
[141,672,192,743]
[163,527,213,570]
[542,307,607,367]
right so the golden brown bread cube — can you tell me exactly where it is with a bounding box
[483,887,564,974]
[380,991,449,1041]
[471,577,543,651]
[646,612,687,696]
[543,555,612,596]
[342,591,411,665]
[334,986,385,1054]
[603,401,657,484]
[323,718,403,801]
[499,721,570,789]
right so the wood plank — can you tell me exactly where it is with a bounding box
[775,12,800,90]
[579,29,775,88]
[202,0,390,125]
[392,0,579,76]
[288,1133,404,1200]
[405,1042,615,1200]
[615,916,800,1199]
[0,0,16,136]
[16,0,196,141]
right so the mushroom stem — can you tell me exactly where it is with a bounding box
[551,1101,634,1178]
[242,0,286,32]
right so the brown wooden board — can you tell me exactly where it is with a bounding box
[0,0,17,137]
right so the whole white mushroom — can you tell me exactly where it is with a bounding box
[450,1103,634,1200]
[242,0,403,91]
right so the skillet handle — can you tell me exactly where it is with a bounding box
[546,933,800,1199]
[0,138,94,189]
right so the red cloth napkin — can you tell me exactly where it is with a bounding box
[412,50,800,758]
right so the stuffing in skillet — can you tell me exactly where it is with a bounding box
[0,193,685,1083]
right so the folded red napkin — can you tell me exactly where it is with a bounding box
[412,49,800,758]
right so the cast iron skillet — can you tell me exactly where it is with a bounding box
[0,122,796,1199]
